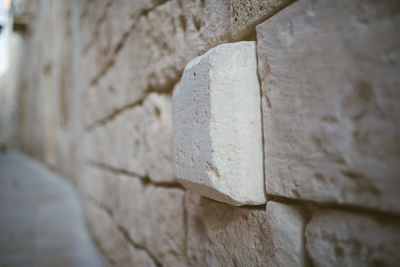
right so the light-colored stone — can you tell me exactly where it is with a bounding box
[85,92,175,183]
[185,192,306,266]
[0,31,22,150]
[17,0,83,181]
[257,0,400,213]
[142,93,175,183]
[85,201,157,267]
[85,104,147,177]
[172,42,264,206]
[145,186,187,267]
[79,166,187,266]
[306,210,400,267]
[80,0,158,86]
[83,0,232,127]
[231,0,292,40]
[267,201,306,267]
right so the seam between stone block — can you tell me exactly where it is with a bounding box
[267,194,400,221]
[117,225,162,267]
[87,160,185,189]
[86,197,162,267]
[85,88,172,132]
[88,0,173,87]
[82,0,113,55]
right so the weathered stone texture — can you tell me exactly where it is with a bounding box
[173,42,264,206]
[306,210,400,267]
[79,166,187,266]
[231,0,292,40]
[185,192,306,266]
[84,201,157,267]
[82,0,232,127]
[80,0,154,83]
[257,0,400,213]
[85,92,175,183]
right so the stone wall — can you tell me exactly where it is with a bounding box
[0,29,23,150]
[16,0,400,266]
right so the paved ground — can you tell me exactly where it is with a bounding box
[0,151,104,267]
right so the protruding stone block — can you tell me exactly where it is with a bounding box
[306,210,400,267]
[257,0,400,213]
[172,42,265,206]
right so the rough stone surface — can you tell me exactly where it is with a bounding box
[185,192,306,266]
[83,0,232,127]
[79,166,187,266]
[85,201,157,267]
[231,0,292,40]
[266,201,307,267]
[85,92,175,183]
[257,0,400,213]
[306,210,400,267]
[173,42,264,206]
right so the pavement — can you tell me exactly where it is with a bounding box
[0,151,105,267]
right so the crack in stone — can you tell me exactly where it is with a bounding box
[82,0,113,55]
[87,160,185,189]
[86,197,162,267]
[89,59,115,87]
[266,194,400,221]
[86,195,114,217]
[88,0,173,87]
[85,88,171,132]
[85,91,145,132]
[117,225,162,267]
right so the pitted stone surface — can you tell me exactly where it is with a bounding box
[185,192,306,266]
[231,0,292,40]
[173,42,265,206]
[257,0,400,213]
[306,210,400,267]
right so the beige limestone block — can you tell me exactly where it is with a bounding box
[85,104,147,177]
[82,0,232,126]
[267,201,306,267]
[142,93,175,183]
[185,192,306,266]
[231,0,292,40]
[306,210,400,267]
[257,0,400,213]
[145,187,187,267]
[173,42,265,206]
[77,166,120,212]
[80,0,159,85]
[84,201,157,267]
[79,166,187,266]
[84,92,175,183]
